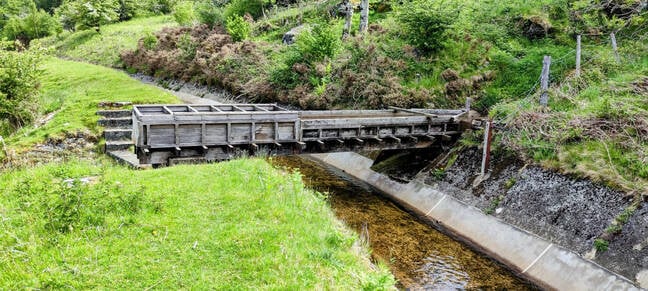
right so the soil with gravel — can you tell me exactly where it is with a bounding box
[1,131,98,170]
[417,147,647,285]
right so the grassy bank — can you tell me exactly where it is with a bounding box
[34,16,176,68]
[5,57,179,152]
[0,158,393,289]
[0,57,393,289]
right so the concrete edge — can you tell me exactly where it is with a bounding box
[308,152,640,291]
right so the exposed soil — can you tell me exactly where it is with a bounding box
[1,131,98,170]
[420,147,647,285]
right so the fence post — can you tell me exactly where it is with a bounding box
[341,0,353,40]
[480,119,493,176]
[610,31,620,63]
[540,55,552,107]
[359,0,369,34]
[575,34,581,77]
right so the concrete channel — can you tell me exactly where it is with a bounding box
[309,152,640,291]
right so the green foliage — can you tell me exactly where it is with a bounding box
[142,31,158,49]
[178,32,196,60]
[116,0,144,21]
[196,0,225,28]
[594,238,609,252]
[226,15,250,42]
[295,24,341,61]
[223,0,265,20]
[2,8,60,43]
[396,0,457,54]
[172,0,195,26]
[56,0,119,32]
[0,48,44,134]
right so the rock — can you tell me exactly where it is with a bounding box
[282,25,307,45]
[637,269,648,289]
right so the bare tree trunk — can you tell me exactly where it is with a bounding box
[359,0,369,34]
[341,0,353,40]
[540,55,551,107]
[610,31,620,63]
[575,34,581,77]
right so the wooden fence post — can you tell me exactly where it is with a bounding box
[540,55,551,107]
[341,0,353,40]
[575,34,581,77]
[480,119,493,176]
[359,0,369,34]
[610,31,620,63]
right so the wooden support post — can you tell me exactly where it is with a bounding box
[480,120,493,176]
[359,0,369,34]
[610,31,620,63]
[575,34,581,77]
[341,0,353,40]
[540,55,552,107]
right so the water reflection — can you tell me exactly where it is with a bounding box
[271,155,537,290]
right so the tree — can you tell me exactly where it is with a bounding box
[57,0,119,33]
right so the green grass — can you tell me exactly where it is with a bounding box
[5,57,179,151]
[34,16,176,67]
[0,158,394,289]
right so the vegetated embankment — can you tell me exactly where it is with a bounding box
[420,147,648,286]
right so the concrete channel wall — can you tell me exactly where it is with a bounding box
[308,152,640,291]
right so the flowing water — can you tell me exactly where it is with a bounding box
[271,155,537,290]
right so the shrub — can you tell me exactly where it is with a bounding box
[142,32,158,49]
[3,9,60,44]
[173,1,196,26]
[295,24,340,62]
[196,0,225,28]
[116,0,145,21]
[226,15,251,42]
[396,0,456,54]
[57,0,119,32]
[0,48,44,133]
[223,0,266,20]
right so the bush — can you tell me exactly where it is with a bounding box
[226,15,251,41]
[173,1,196,26]
[142,32,158,49]
[295,24,340,61]
[2,9,60,44]
[0,48,44,133]
[396,0,456,54]
[116,0,145,21]
[196,0,225,28]
[223,0,266,20]
[57,0,119,32]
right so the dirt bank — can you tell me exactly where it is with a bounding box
[417,147,647,285]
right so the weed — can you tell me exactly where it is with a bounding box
[594,238,609,252]
[485,195,504,215]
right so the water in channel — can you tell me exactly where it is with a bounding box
[270,155,537,290]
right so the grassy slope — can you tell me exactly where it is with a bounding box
[7,57,179,151]
[1,54,393,288]
[34,16,177,68]
[0,158,392,289]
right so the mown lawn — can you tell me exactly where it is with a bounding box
[34,16,176,68]
[0,158,393,289]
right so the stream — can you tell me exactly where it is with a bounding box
[271,155,537,289]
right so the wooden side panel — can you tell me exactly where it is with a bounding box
[254,123,275,142]
[178,124,202,145]
[204,124,227,144]
[230,124,251,142]
[278,123,295,140]
[149,124,175,146]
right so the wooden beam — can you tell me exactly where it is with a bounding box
[353,137,364,144]
[388,106,438,118]
[316,140,325,145]
[335,139,345,144]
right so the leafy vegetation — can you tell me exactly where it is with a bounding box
[225,15,251,42]
[0,48,45,135]
[0,158,393,289]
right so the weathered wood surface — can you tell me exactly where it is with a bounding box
[132,104,469,165]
